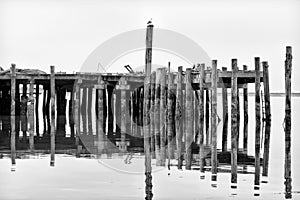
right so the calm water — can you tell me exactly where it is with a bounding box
[0,95,299,200]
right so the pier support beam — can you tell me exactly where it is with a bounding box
[167,63,175,163]
[211,60,218,183]
[175,66,183,169]
[10,64,16,170]
[160,68,167,166]
[243,65,249,154]
[185,68,193,170]
[198,64,205,176]
[254,57,261,195]
[50,66,56,166]
[284,46,292,199]
[29,79,35,153]
[231,59,238,188]
[222,67,228,152]
[262,61,271,177]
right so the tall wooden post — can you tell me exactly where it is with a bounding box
[243,65,248,154]
[50,66,55,167]
[35,84,39,136]
[185,68,193,170]
[167,63,175,164]
[150,72,156,158]
[29,79,35,153]
[74,78,82,157]
[116,79,130,152]
[175,66,183,169]
[284,46,292,199]
[205,89,210,145]
[198,64,205,177]
[95,76,106,155]
[81,87,87,134]
[262,61,271,177]
[211,60,218,183]
[87,87,93,135]
[222,67,228,152]
[254,57,261,194]
[231,59,238,188]
[160,68,167,166]
[107,85,114,135]
[10,64,16,170]
[155,68,161,166]
[144,22,153,200]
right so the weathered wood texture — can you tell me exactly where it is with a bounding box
[198,64,205,173]
[10,64,16,167]
[160,68,167,166]
[175,66,183,169]
[254,57,261,186]
[262,61,271,177]
[231,59,238,185]
[222,67,228,152]
[50,66,55,166]
[185,68,193,170]
[284,46,292,199]
[211,60,218,180]
[243,65,249,154]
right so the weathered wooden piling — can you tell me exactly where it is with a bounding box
[81,87,87,134]
[185,68,193,170]
[150,72,156,158]
[29,79,35,153]
[284,46,292,199]
[74,79,82,157]
[116,78,130,152]
[198,64,205,175]
[155,68,161,166]
[211,60,218,182]
[231,59,238,187]
[237,86,240,151]
[175,66,183,169]
[35,84,39,136]
[144,22,153,200]
[87,87,93,135]
[205,89,210,145]
[262,61,271,177]
[50,66,55,166]
[167,63,175,162]
[10,64,16,169]
[160,68,167,166]
[69,91,75,137]
[254,57,261,189]
[107,85,114,134]
[95,76,106,155]
[243,65,249,154]
[222,67,228,152]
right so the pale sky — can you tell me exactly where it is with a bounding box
[0,0,299,92]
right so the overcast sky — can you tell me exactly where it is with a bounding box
[0,0,299,92]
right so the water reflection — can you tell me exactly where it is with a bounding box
[1,94,299,200]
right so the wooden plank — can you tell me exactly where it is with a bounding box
[185,68,193,170]
[87,87,93,135]
[175,66,183,169]
[10,64,16,170]
[211,60,218,182]
[254,57,261,189]
[262,61,271,177]
[231,59,238,187]
[160,68,167,166]
[222,67,228,152]
[284,46,292,199]
[74,78,81,157]
[50,66,55,166]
